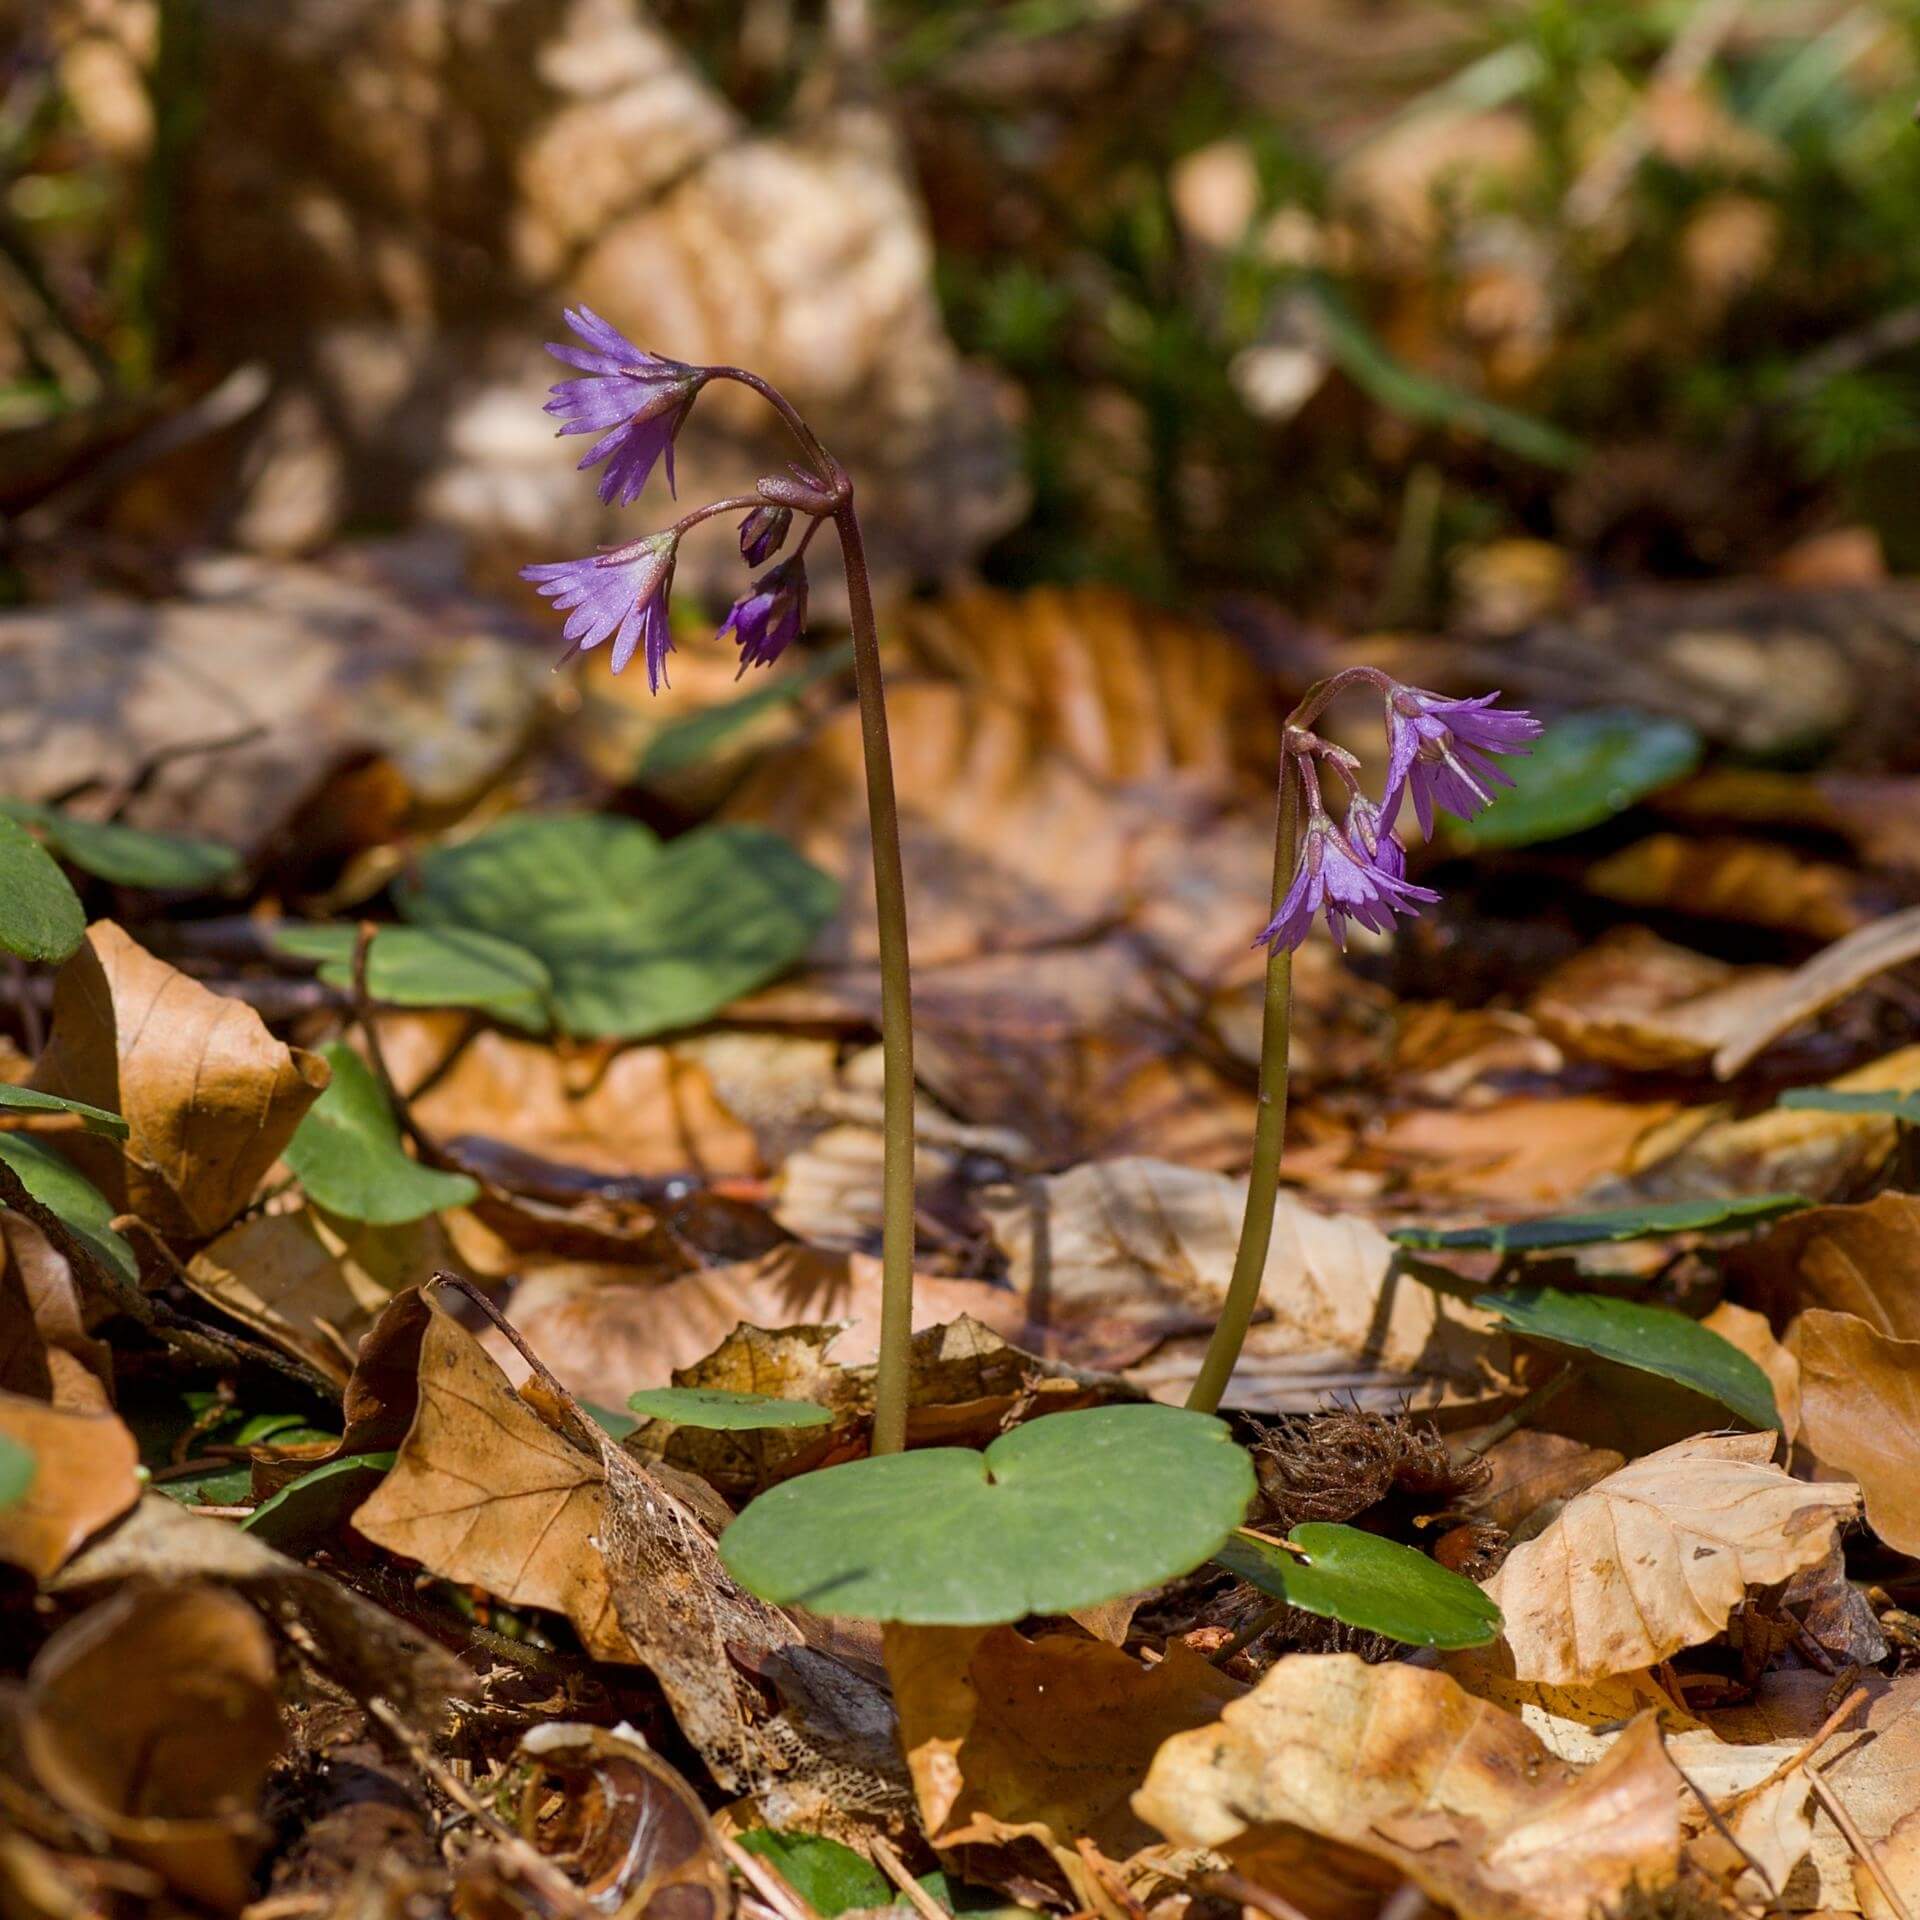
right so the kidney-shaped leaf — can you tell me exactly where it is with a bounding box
[1216,1523,1504,1650]
[625,1387,833,1431]
[0,1084,128,1139]
[272,924,553,1031]
[400,814,837,1040]
[1454,710,1701,849]
[718,1404,1254,1624]
[1394,1193,1805,1254]
[282,1045,478,1225]
[0,815,84,963]
[1473,1286,1779,1430]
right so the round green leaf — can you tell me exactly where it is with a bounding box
[283,1044,479,1224]
[0,1133,137,1286]
[1392,1193,1805,1254]
[242,1451,395,1549]
[0,815,84,963]
[1214,1523,1503,1650]
[0,1434,35,1509]
[627,1386,834,1430]
[42,815,240,891]
[272,924,554,1031]
[1778,1087,1920,1123]
[399,814,837,1041]
[1452,709,1702,849]
[718,1403,1254,1625]
[0,1084,128,1138]
[1472,1284,1779,1430]
[734,1832,894,1917]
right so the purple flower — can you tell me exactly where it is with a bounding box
[544,306,705,505]
[738,502,793,567]
[1382,686,1542,838]
[520,532,678,692]
[1255,805,1437,953]
[719,556,808,673]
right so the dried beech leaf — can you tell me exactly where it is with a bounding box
[986,1157,1507,1411]
[1133,1653,1682,1920]
[0,1392,139,1580]
[1788,1308,1920,1558]
[31,921,327,1237]
[23,1583,282,1914]
[886,1625,1243,1900]
[1483,1433,1857,1684]
[1726,1190,1920,1338]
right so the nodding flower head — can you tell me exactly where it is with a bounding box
[1382,686,1541,839]
[544,306,706,505]
[520,531,678,693]
[738,502,793,567]
[719,555,809,674]
[1256,793,1437,953]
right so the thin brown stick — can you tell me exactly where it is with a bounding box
[871,1837,947,1920]
[1725,1686,1868,1808]
[1808,1762,1915,1920]
[1672,1757,1776,1902]
[351,921,441,1163]
[717,1833,821,1920]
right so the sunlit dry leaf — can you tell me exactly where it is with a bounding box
[886,1625,1242,1896]
[901,585,1278,794]
[0,1392,139,1579]
[185,1206,456,1389]
[1133,1654,1682,1920]
[1701,1299,1799,1443]
[1726,1190,1920,1338]
[1529,928,1789,1073]
[501,1243,1028,1413]
[23,1583,282,1915]
[1714,905,1920,1078]
[31,921,327,1238]
[1463,1429,1626,1535]
[1861,1807,1920,1920]
[985,1158,1507,1410]
[1585,835,1868,942]
[1788,1308,1920,1558]
[1700,1774,1814,1907]
[1484,1433,1857,1684]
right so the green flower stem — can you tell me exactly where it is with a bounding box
[1458,1360,1583,1461]
[834,498,918,1455]
[1186,763,1299,1417]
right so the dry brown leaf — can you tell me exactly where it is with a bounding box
[1132,1653,1682,1920]
[985,1157,1507,1411]
[1861,1807,1920,1920]
[1366,1096,1687,1207]
[900,585,1278,794]
[1788,1308,1920,1558]
[511,1722,732,1920]
[0,1392,139,1580]
[1483,1433,1858,1684]
[184,1207,456,1389]
[351,1285,903,1814]
[885,1625,1243,1895]
[1726,1190,1920,1338]
[31,921,327,1238]
[1463,1430,1627,1535]
[1529,928,1790,1073]
[1690,1773,1814,1905]
[0,1217,112,1409]
[1702,1300,1801,1444]
[500,1242,1029,1413]
[1714,904,1920,1078]
[1585,835,1869,942]
[23,1583,282,1914]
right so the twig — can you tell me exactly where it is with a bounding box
[1808,1762,1916,1920]
[1457,1361,1583,1461]
[350,921,442,1165]
[870,1838,947,1920]
[1673,1757,1775,1902]
[365,1697,588,1915]
[1724,1686,1867,1808]
[718,1832,821,1920]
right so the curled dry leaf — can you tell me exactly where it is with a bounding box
[1132,1653,1682,1920]
[885,1625,1244,1902]
[1701,1300,1801,1444]
[1726,1190,1920,1337]
[0,1392,139,1580]
[985,1157,1507,1411]
[1691,1774,1815,1907]
[1585,835,1869,942]
[352,1286,904,1816]
[514,1722,732,1920]
[184,1206,458,1390]
[1483,1432,1858,1685]
[1788,1308,1920,1557]
[31,921,328,1238]
[23,1582,283,1914]
[1,1216,113,1409]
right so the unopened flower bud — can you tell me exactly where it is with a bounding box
[738,503,793,567]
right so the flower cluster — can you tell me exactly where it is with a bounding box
[1256,681,1540,954]
[521,306,817,688]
